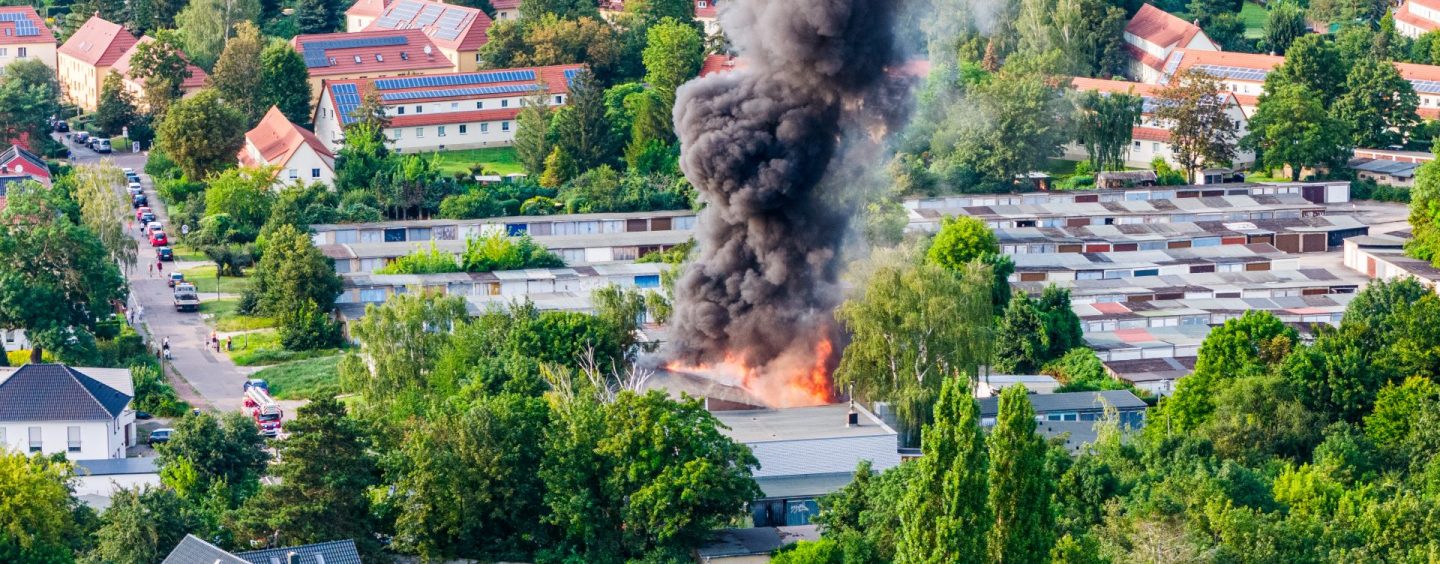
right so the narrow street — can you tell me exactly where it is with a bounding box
[62,135,251,412]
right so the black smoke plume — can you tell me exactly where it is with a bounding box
[667,0,914,371]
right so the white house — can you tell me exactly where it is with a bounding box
[238,106,337,190]
[312,64,583,154]
[0,364,136,460]
[0,6,57,72]
[1397,0,1440,38]
[1063,77,1255,169]
[1123,4,1217,83]
[491,0,521,20]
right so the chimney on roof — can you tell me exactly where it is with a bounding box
[424,45,432,56]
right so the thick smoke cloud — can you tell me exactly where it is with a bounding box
[667,0,913,370]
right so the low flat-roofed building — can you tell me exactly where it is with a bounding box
[321,229,689,273]
[996,215,1367,256]
[912,194,1326,232]
[976,374,1060,397]
[1086,325,1210,362]
[1013,268,1367,304]
[291,29,454,101]
[336,262,666,305]
[1104,356,1196,396]
[1349,158,1421,187]
[1345,233,1440,290]
[313,64,582,153]
[714,403,901,527]
[309,209,697,246]
[979,389,1147,428]
[696,525,819,564]
[906,181,1351,212]
[1072,293,1354,335]
[1010,243,1298,283]
[73,457,160,509]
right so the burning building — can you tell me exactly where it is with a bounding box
[665,0,914,407]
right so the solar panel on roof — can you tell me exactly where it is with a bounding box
[374,69,537,90]
[434,29,461,41]
[300,35,409,68]
[1411,79,1440,94]
[415,5,443,25]
[380,83,538,101]
[332,83,362,125]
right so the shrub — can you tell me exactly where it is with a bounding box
[1351,178,1411,203]
[279,300,343,351]
[374,243,460,274]
[131,364,188,416]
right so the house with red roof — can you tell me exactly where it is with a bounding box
[239,107,337,189]
[1157,49,1282,115]
[0,144,51,186]
[491,0,522,20]
[311,64,583,154]
[600,0,722,35]
[110,36,209,110]
[363,0,493,72]
[1063,77,1253,170]
[292,28,457,102]
[1397,0,1440,37]
[0,6,56,72]
[1123,4,1216,83]
[346,0,391,31]
[57,16,138,112]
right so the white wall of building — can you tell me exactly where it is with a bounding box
[273,143,336,189]
[0,43,56,72]
[73,472,161,497]
[315,87,567,153]
[0,417,131,460]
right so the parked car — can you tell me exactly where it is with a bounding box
[157,246,173,261]
[127,182,142,195]
[139,211,156,224]
[135,206,152,220]
[132,194,147,208]
[52,121,68,133]
[135,411,153,420]
[71,131,89,144]
[149,230,168,246]
[90,138,112,153]
[121,167,134,174]
[167,272,184,287]
[149,428,173,444]
[145,221,162,235]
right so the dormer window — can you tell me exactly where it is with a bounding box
[376,54,384,62]
[400,51,409,60]
[354,55,363,63]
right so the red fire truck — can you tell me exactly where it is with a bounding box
[242,382,284,437]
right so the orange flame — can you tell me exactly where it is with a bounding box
[667,337,836,408]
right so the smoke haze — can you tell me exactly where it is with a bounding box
[667,0,914,372]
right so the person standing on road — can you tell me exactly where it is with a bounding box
[148,263,154,276]
[157,261,163,274]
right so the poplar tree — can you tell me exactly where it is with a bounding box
[896,376,990,563]
[987,386,1056,562]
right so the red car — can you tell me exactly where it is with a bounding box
[149,230,168,246]
[135,206,152,221]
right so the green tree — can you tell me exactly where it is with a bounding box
[625,89,674,168]
[128,31,192,118]
[1335,58,1421,148]
[479,14,625,82]
[1163,311,1297,431]
[1070,88,1142,171]
[1264,34,1347,107]
[175,0,260,70]
[1037,286,1083,359]
[642,18,704,103]
[205,167,277,236]
[1154,68,1239,182]
[72,164,139,270]
[931,70,1071,190]
[896,377,990,563]
[1016,0,1128,76]
[339,293,470,423]
[1364,376,1440,451]
[834,255,993,438]
[927,215,1001,270]
[993,292,1049,374]
[156,89,247,180]
[1264,0,1308,55]
[623,0,694,25]
[0,60,61,150]
[392,393,549,560]
[237,398,381,555]
[1407,159,1440,266]
[259,40,312,125]
[0,452,90,562]
[987,386,1056,562]
[1283,323,1391,423]
[210,21,266,123]
[460,232,565,272]
[296,0,341,33]
[95,72,140,136]
[1243,84,1351,180]
[519,0,598,20]
[251,224,343,314]
[0,182,126,362]
[84,486,196,564]
[334,120,391,192]
[550,69,621,170]
[156,411,268,495]
[515,88,555,176]
[278,298,342,350]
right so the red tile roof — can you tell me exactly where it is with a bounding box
[0,6,54,46]
[291,29,452,77]
[1396,61,1440,82]
[1170,48,1283,82]
[58,16,137,67]
[0,144,49,181]
[389,107,522,127]
[1396,2,1440,33]
[1410,0,1440,12]
[1132,126,1172,142]
[1124,43,1166,72]
[240,106,334,169]
[490,0,521,9]
[1125,4,1202,49]
[1069,76,1160,97]
[699,53,739,76]
[696,0,718,18]
[345,0,391,18]
[111,36,209,90]
[364,0,492,52]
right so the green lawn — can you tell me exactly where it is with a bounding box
[419,147,524,175]
[178,265,252,295]
[225,329,341,367]
[251,355,343,400]
[168,243,208,263]
[1241,2,1268,39]
[199,299,275,332]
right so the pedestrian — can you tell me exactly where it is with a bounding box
[226,336,232,351]
[156,261,163,274]
[162,336,169,349]
[148,263,154,276]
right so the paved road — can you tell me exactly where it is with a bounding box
[61,135,251,412]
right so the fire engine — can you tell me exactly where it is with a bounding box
[242,381,283,437]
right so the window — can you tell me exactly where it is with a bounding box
[501,99,509,108]
[288,168,298,179]
[415,105,423,113]
[501,121,510,132]
[28,427,40,452]
[459,124,468,134]
[17,47,26,58]
[476,101,484,109]
[376,54,384,62]
[635,275,661,288]
[67,427,80,452]
[438,125,446,137]
[1133,141,1141,148]
[392,129,401,140]
[480,123,489,133]
[554,95,563,104]
[0,48,8,56]
[450,102,458,109]
[416,127,424,138]
[397,106,405,115]
[311,168,321,178]
[1152,143,1160,151]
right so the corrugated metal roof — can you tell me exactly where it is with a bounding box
[978,390,1147,417]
